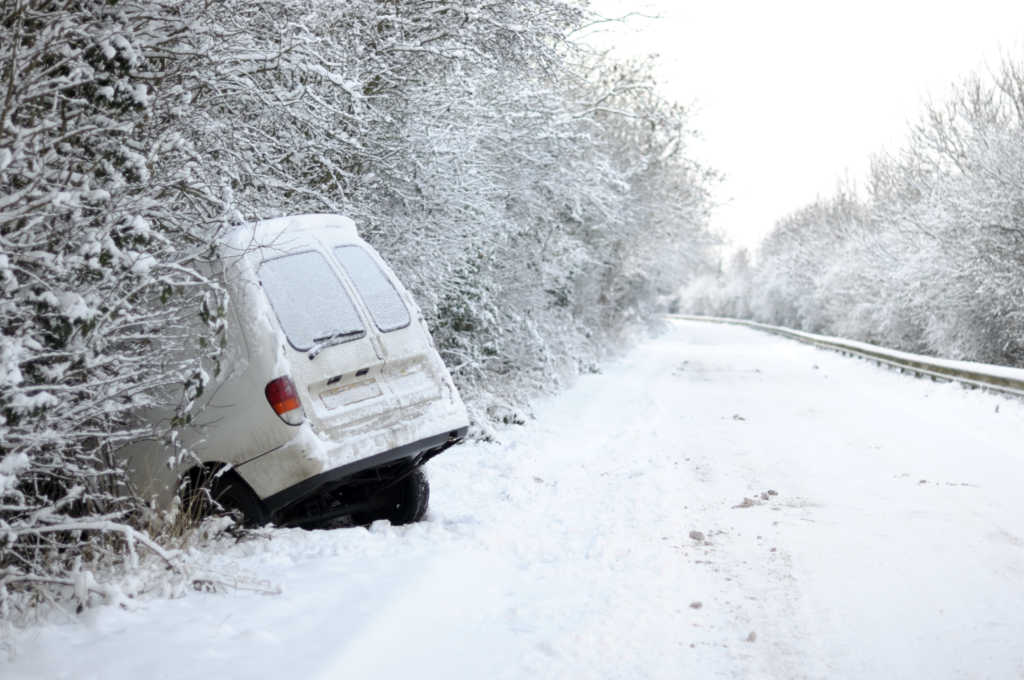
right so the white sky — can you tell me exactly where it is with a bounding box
[584,0,1024,253]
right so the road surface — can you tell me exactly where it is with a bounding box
[6,319,1024,679]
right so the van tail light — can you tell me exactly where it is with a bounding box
[265,376,304,425]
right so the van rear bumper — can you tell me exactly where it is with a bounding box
[255,426,467,518]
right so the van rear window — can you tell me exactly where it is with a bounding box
[334,246,411,332]
[259,251,364,350]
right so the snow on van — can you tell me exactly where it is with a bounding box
[118,214,469,527]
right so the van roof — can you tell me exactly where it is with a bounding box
[222,214,360,253]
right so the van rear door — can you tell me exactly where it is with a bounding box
[258,250,386,432]
[331,244,446,414]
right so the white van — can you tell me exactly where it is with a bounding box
[119,214,469,527]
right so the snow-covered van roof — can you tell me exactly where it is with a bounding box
[221,214,360,254]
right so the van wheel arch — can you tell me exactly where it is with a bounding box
[179,463,268,527]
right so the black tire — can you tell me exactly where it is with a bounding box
[356,467,430,526]
[182,467,268,527]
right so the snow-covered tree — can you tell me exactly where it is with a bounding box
[0,0,230,616]
[683,55,1024,368]
[1,0,718,615]
[161,0,718,416]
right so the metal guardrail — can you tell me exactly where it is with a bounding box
[667,314,1024,398]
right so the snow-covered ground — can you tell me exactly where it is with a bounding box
[6,319,1024,679]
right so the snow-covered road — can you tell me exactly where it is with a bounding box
[6,319,1024,679]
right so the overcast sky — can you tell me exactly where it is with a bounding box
[585,0,1024,254]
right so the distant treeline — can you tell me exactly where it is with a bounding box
[682,58,1024,367]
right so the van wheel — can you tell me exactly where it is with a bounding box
[182,467,268,528]
[356,468,430,526]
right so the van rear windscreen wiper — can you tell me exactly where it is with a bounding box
[309,330,364,359]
